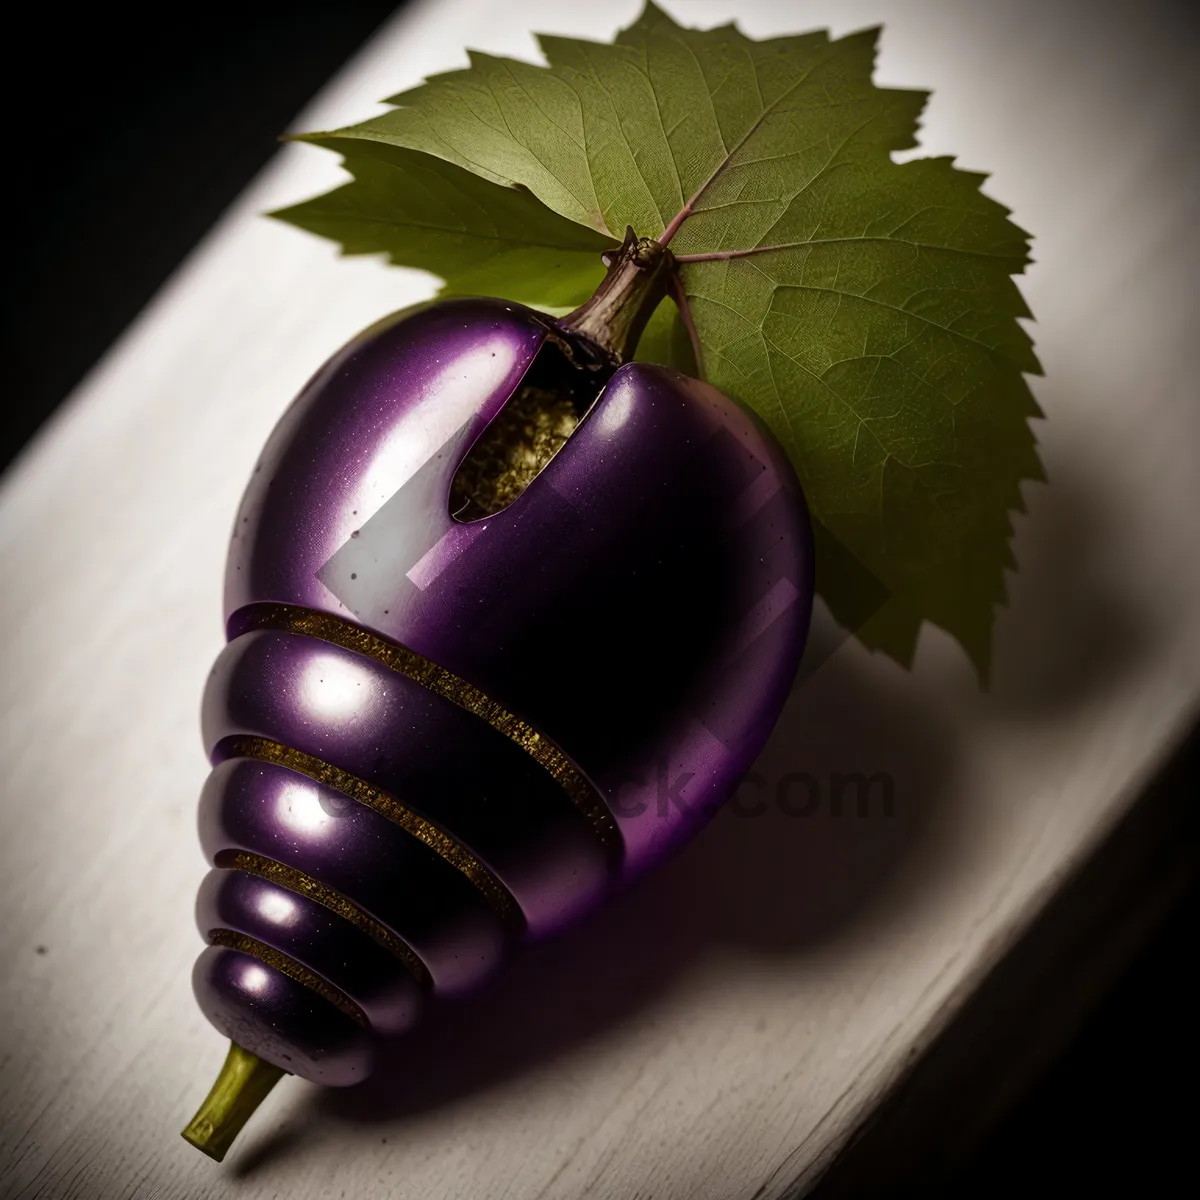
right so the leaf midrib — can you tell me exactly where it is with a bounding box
[657,38,832,245]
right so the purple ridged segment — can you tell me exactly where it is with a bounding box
[193,945,372,1086]
[201,629,609,931]
[196,869,423,1036]
[198,756,507,995]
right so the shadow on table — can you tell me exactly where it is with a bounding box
[986,454,1153,717]
[233,450,1157,1174]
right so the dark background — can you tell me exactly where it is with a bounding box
[950,886,1199,1197]
[0,3,399,471]
[1,4,1195,1194]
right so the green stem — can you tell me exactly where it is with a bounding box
[181,1041,287,1162]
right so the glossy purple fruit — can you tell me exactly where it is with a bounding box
[184,235,813,1159]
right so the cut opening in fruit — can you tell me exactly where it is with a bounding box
[449,333,611,522]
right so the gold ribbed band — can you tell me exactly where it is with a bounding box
[207,928,368,1027]
[213,847,433,989]
[223,735,523,932]
[242,603,623,865]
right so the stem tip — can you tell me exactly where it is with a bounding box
[182,1041,287,1163]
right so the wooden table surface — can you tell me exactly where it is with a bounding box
[1,1,1197,1197]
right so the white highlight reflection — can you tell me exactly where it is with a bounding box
[352,336,520,527]
[256,888,299,926]
[275,779,334,837]
[300,652,370,722]
[241,964,271,995]
[589,375,635,437]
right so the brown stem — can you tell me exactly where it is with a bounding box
[557,227,675,366]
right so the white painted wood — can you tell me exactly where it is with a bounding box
[1,1,1197,1196]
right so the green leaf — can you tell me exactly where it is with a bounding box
[271,140,612,308]
[680,153,1045,675]
[634,298,696,376]
[276,1,1045,679]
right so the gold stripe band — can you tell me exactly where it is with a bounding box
[214,847,433,989]
[241,603,623,864]
[222,735,523,932]
[207,927,368,1026]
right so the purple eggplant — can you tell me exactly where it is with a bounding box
[183,233,813,1159]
